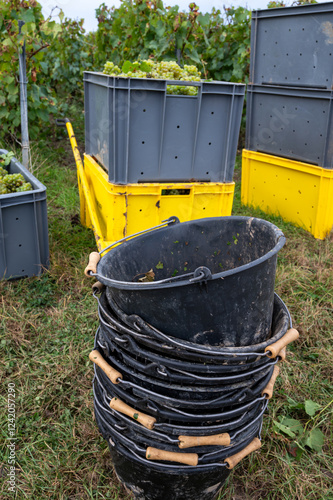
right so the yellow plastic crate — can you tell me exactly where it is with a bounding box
[79,154,235,251]
[241,149,333,240]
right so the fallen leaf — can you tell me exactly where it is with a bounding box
[138,269,155,282]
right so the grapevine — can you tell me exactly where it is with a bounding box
[103,60,202,95]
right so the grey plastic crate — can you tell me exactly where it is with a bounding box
[84,72,245,184]
[250,2,333,88]
[245,84,333,169]
[0,150,49,279]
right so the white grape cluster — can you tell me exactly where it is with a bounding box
[103,60,202,95]
[0,168,32,195]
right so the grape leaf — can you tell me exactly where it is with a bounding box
[121,61,140,73]
[273,418,303,438]
[140,61,152,73]
[286,397,304,411]
[305,428,324,452]
[304,400,321,417]
[20,9,36,23]
[197,13,210,27]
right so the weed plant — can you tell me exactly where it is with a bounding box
[0,121,332,499]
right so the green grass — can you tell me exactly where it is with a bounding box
[1,118,332,499]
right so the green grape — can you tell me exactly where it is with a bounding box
[103,61,121,75]
[16,182,32,192]
[0,181,8,195]
[102,59,202,95]
[0,166,8,178]
[3,173,25,192]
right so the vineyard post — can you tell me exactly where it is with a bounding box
[18,20,30,170]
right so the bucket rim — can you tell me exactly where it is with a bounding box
[95,216,286,291]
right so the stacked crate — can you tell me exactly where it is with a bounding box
[82,73,245,250]
[242,2,333,239]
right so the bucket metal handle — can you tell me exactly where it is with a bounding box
[224,437,261,470]
[100,216,180,256]
[178,433,231,449]
[110,397,156,430]
[84,216,216,287]
[85,216,179,275]
[146,447,198,466]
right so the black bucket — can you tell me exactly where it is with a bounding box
[108,440,231,500]
[94,367,269,422]
[94,216,285,346]
[94,380,268,439]
[97,333,272,386]
[93,344,275,406]
[95,401,263,463]
[93,379,267,454]
[96,290,290,364]
[93,375,267,437]
[97,326,277,385]
[95,336,276,394]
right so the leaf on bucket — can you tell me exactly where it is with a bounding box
[156,261,164,270]
[304,400,321,417]
[138,269,155,282]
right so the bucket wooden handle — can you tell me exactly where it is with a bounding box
[85,251,100,277]
[178,433,231,449]
[92,281,105,293]
[110,397,156,430]
[224,437,261,470]
[146,447,198,466]
[265,328,299,358]
[262,365,280,400]
[89,350,122,384]
[278,346,286,362]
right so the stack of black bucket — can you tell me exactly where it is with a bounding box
[87,216,299,500]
